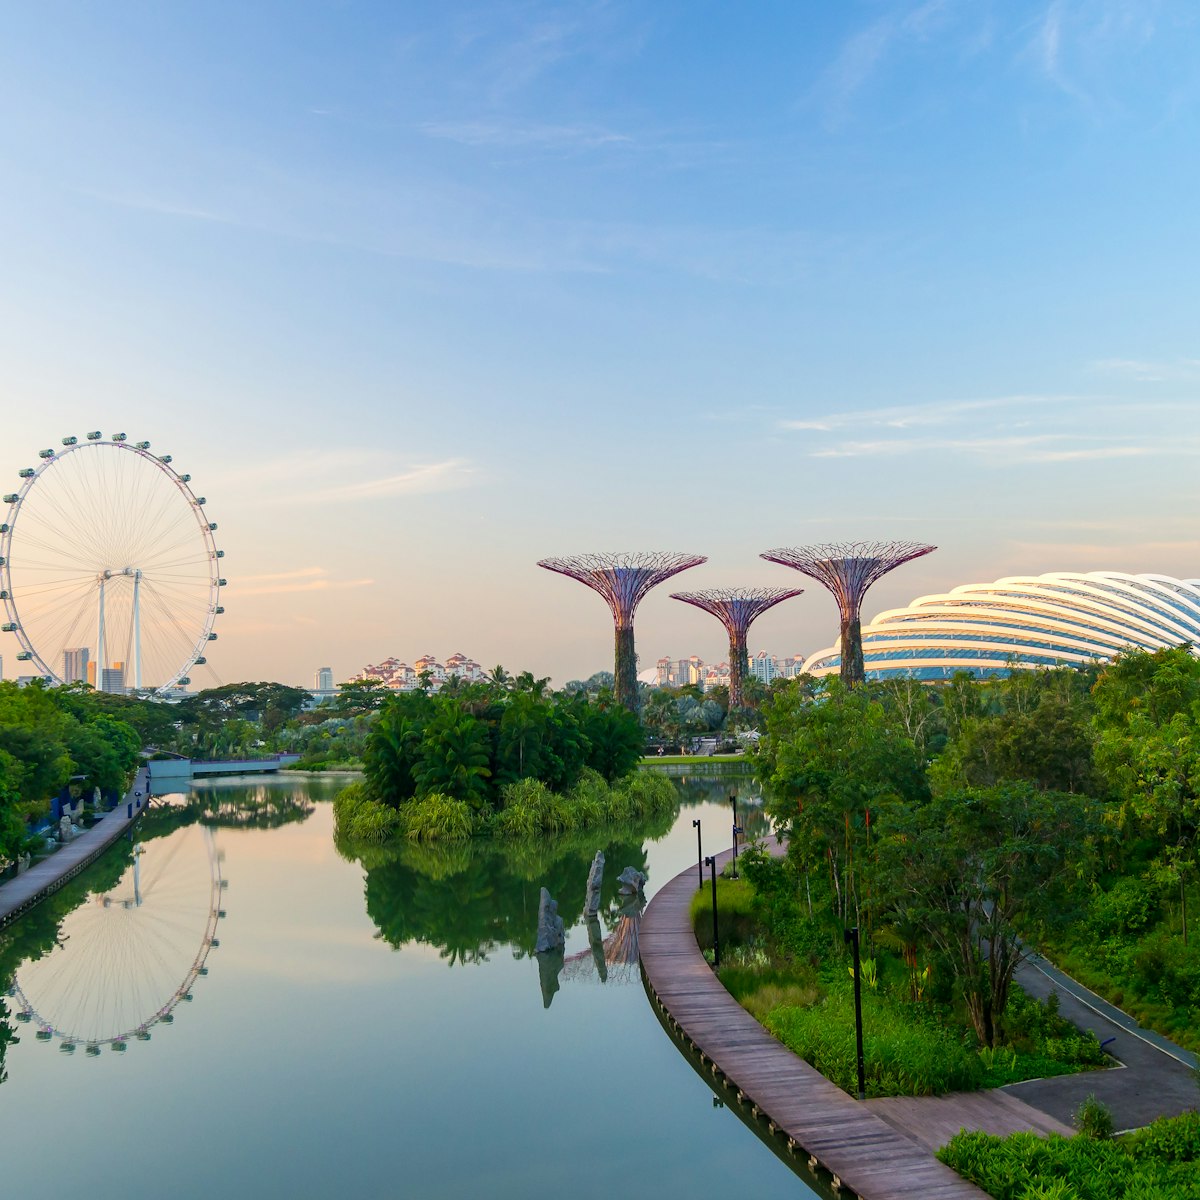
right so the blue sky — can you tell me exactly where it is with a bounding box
[1,1,1198,686]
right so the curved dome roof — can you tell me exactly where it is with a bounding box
[805,571,1200,682]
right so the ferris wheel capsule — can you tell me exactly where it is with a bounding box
[112,433,126,442]
[2,494,18,504]
[18,468,35,478]
[134,441,150,450]
[194,496,207,506]
[62,436,78,445]
[179,473,191,482]
[86,431,102,440]
[38,449,55,459]
[158,454,172,463]
[2,622,17,632]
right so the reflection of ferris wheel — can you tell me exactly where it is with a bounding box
[8,825,226,1054]
[0,433,225,694]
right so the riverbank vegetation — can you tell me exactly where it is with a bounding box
[332,674,672,844]
[938,1111,1200,1199]
[707,646,1200,1096]
[0,680,145,869]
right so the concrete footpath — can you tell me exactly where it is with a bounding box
[0,767,149,930]
[1002,949,1198,1131]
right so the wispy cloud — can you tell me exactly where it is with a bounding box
[211,451,482,507]
[419,120,632,150]
[780,395,1092,433]
[1091,357,1200,382]
[233,567,374,597]
[306,459,479,503]
[780,391,1199,465]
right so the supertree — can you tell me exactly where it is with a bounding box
[760,541,935,687]
[669,588,804,709]
[538,552,707,710]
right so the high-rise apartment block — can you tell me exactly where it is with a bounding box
[314,666,334,692]
[63,646,90,684]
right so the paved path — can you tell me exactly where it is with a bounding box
[641,838,990,1200]
[1002,950,1198,1131]
[0,768,148,930]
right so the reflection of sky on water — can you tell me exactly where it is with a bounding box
[1,773,811,1200]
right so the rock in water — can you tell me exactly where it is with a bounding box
[617,866,646,896]
[535,887,565,953]
[584,851,605,917]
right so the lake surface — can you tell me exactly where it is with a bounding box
[0,770,816,1199]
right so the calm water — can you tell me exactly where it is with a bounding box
[0,770,816,1199]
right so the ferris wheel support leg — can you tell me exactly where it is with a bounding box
[133,569,142,691]
[96,576,106,684]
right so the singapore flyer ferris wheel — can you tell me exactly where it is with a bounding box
[0,432,225,695]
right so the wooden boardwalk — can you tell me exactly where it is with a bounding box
[640,840,989,1200]
[0,768,149,930]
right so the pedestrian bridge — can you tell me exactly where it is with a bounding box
[148,755,302,792]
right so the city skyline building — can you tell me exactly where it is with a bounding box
[314,666,333,692]
[63,646,89,684]
[355,652,486,692]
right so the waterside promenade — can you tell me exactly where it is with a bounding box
[639,838,1083,1200]
[0,767,148,930]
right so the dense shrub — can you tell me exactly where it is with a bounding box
[1073,1095,1113,1140]
[939,1120,1200,1200]
[765,989,985,1096]
[1089,877,1161,939]
[402,794,474,841]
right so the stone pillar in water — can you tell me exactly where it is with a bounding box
[584,851,604,917]
[535,887,565,953]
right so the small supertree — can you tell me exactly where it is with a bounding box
[670,588,804,709]
[538,552,707,711]
[760,541,935,686]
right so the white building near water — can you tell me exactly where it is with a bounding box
[805,571,1200,682]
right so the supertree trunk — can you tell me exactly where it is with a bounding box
[728,634,750,709]
[614,624,638,711]
[839,607,865,688]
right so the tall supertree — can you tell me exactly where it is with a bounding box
[538,552,707,710]
[669,587,804,709]
[760,541,935,687]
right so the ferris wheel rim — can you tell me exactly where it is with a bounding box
[0,438,222,695]
[7,826,225,1049]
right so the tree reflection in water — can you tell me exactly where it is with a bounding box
[343,809,674,968]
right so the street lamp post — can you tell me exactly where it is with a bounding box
[844,925,866,1100]
[704,855,719,967]
[729,793,740,879]
[692,818,703,890]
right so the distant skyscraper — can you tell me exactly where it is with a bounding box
[64,646,90,684]
[100,663,125,695]
[315,666,334,692]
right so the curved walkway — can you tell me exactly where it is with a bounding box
[640,839,989,1200]
[0,768,148,930]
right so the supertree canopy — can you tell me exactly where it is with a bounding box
[670,587,803,708]
[538,552,707,710]
[760,541,935,687]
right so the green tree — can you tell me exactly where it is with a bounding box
[414,708,492,809]
[754,678,928,924]
[876,783,1096,1046]
[1094,648,1200,944]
